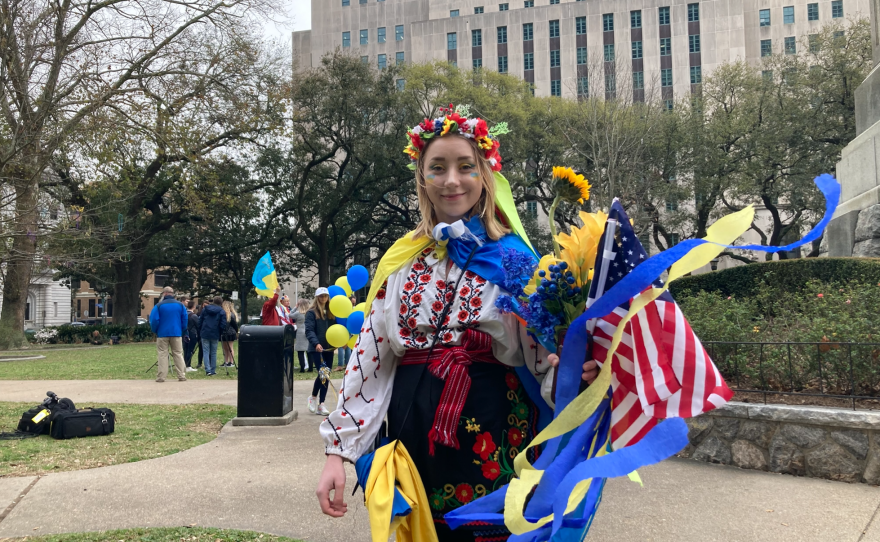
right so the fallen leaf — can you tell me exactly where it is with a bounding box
[782,523,789,526]
[766,509,773,512]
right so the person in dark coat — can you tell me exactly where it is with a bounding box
[197,296,228,376]
[306,287,335,415]
[183,299,200,372]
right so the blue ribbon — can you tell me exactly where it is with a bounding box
[444,216,538,286]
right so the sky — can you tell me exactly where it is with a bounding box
[262,0,311,47]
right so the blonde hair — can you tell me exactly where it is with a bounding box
[222,300,238,322]
[309,294,332,320]
[412,135,510,241]
[296,299,310,313]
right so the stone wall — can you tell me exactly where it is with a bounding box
[680,402,880,484]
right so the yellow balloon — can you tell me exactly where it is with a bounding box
[326,324,350,348]
[329,296,353,318]
[347,334,357,349]
[335,276,353,297]
[353,302,365,314]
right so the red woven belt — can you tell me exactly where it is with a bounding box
[400,329,499,455]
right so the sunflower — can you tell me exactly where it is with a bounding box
[552,166,591,204]
[555,210,607,285]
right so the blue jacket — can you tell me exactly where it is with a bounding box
[198,304,228,341]
[149,296,188,338]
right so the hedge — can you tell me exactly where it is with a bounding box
[52,324,155,344]
[670,258,880,300]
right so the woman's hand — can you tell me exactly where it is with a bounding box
[316,454,348,517]
[547,354,600,385]
[316,344,324,353]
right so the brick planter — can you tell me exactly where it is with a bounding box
[681,402,880,484]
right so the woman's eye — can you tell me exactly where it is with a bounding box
[460,163,475,170]
[430,166,445,172]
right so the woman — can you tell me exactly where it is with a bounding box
[197,296,227,376]
[291,298,310,373]
[277,295,293,326]
[184,300,199,372]
[220,300,239,368]
[315,108,598,541]
[305,288,335,415]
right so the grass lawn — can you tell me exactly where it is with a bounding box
[0,343,334,381]
[0,402,235,477]
[3,527,302,541]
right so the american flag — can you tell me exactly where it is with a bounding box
[587,199,733,450]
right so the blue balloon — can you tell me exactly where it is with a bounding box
[347,265,370,291]
[335,317,347,326]
[327,285,346,298]
[346,311,365,335]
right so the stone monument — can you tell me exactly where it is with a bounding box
[825,0,880,257]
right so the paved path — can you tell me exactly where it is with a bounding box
[0,381,878,541]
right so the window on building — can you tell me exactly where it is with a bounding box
[342,31,351,47]
[633,70,644,89]
[550,49,560,67]
[550,20,560,38]
[687,3,699,21]
[604,43,615,61]
[690,65,702,84]
[473,58,483,68]
[450,9,459,16]
[759,9,770,26]
[447,32,457,50]
[499,2,508,10]
[761,38,772,56]
[475,6,484,13]
[396,25,404,41]
[154,273,169,288]
[396,51,405,64]
[359,0,366,4]
[602,13,614,32]
[833,30,845,45]
[550,0,559,4]
[360,55,369,63]
[808,3,819,20]
[605,73,616,93]
[669,233,680,245]
[497,26,507,43]
[689,34,700,53]
[831,0,842,18]
[808,33,819,52]
[523,23,533,41]
[576,16,586,35]
[661,68,672,86]
[762,69,773,80]
[342,0,349,6]
[659,6,670,25]
[360,29,368,44]
[473,29,482,46]
[578,76,589,96]
[450,60,458,68]
[663,99,673,110]
[784,36,795,54]
[498,55,508,72]
[660,37,671,56]
[632,40,643,59]
[524,0,533,7]
[524,52,534,69]
[396,79,405,90]
[526,201,538,217]
[551,80,561,96]
[378,54,387,68]
[631,10,642,28]
[666,198,679,211]
[577,46,587,64]
[378,27,386,43]
[783,6,794,23]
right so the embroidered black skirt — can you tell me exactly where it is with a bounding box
[387,358,540,542]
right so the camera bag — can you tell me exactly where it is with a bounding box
[16,395,76,435]
[50,408,115,439]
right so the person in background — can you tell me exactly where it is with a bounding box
[196,300,210,369]
[149,286,188,383]
[306,288,335,415]
[334,294,358,371]
[220,300,239,368]
[183,300,199,373]
[277,294,293,326]
[291,298,310,372]
[260,287,281,326]
[198,296,228,376]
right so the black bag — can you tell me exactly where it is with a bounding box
[50,408,115,439]
[16,392,76,435]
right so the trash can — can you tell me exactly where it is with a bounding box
[236,324,295,422]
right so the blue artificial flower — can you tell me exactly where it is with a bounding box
[497,246,537,298]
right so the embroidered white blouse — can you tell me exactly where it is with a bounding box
[321,245,554,462]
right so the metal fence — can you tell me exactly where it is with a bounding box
[703,341,880,410]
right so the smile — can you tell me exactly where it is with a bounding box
[441,193,466,201]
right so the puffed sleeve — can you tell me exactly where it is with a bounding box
[321,284,399,462]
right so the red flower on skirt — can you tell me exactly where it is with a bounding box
[455,483,475,504]
[473,432,497,460]
[482,460,501,481]
[508,427,524,447]
[442,331,453,342]
[505,372,519,390]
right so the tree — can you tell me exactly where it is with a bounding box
[0,0,278,346]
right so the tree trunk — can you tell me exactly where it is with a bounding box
[0,165,40,349]
[112,252,148,326]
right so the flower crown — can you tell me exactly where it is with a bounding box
[404,104,510,172]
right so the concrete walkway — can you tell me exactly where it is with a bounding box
[0,380,878,541]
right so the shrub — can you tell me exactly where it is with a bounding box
[55,324,154,344]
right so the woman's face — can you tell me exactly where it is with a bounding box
[282,297,290,308]
[317,294,329,305]
[422,136,484,225]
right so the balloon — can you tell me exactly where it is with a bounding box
[347,265,370,291]
[353,302,365,314]
[329,296,353,318]
[346,311,365,335]
[335,276,353,297]
[335,316,347,327]
[347,334,357,349]
[326,324,350,348]
[327,285,346,299]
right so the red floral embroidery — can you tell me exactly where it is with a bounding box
[455,270,487,327]
[432,301,444,312]
[403,281,415,292]
[411,293,423,304]
[413,262,426,272]
[399,256,433,347]
[455,483,474,504]
[508,428,524,447]
[465,270,477,279]
[470,298,482,308]
[460,286,471,296]
[473,432,496,460]
[505,373,519,390]
[482,460,501,481]
[376,288,386,300]
[419,274,431,283]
